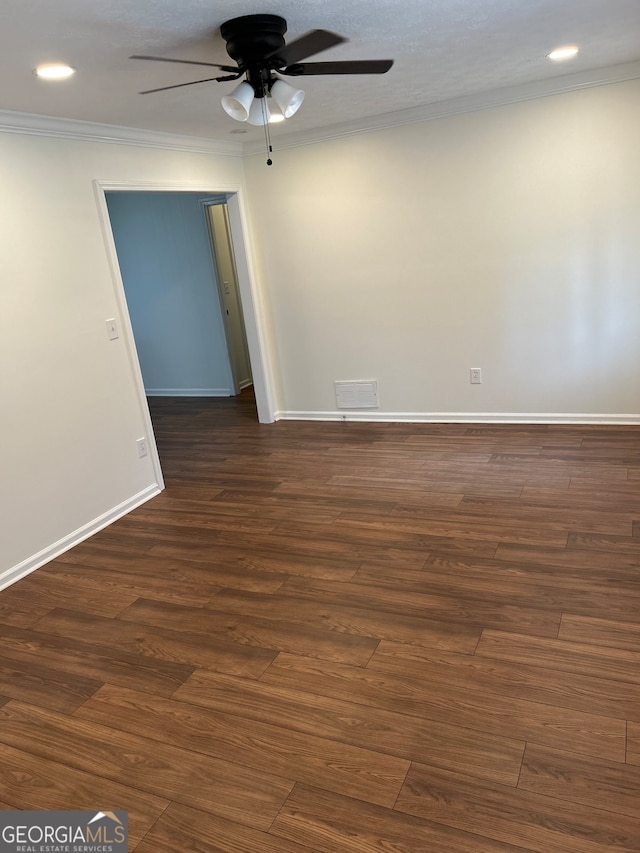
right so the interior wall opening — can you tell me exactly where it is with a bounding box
[98,184,272,487]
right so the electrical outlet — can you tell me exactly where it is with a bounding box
[470,368,482,384]
[136,437,148,458]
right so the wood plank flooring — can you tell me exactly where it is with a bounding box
[1,391,640,851]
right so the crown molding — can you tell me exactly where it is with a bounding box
[1,58,639,158]
[245,59,640,155]
[0,109,242,156]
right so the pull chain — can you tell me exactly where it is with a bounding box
[261,97,273,166]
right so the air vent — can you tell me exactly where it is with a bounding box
[334,380,378,409]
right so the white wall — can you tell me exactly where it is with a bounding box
[244,79,640,420]
[2,76,639,585]
[0,133,247,582]
[106,191,233,396]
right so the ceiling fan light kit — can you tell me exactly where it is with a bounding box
[221,77,303,124]
[131,13,393,162]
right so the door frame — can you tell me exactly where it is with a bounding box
[93,180,277,485]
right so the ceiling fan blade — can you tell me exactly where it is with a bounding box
[130,54,237,73]
[270,29,346,66]
[282,59,394,76]
[139,75,236,95]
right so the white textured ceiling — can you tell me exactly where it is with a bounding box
[2,0,640,143]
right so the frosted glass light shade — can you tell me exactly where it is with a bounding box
[221,81,254,121]
[268,101,285,123]
[271,79,305,118]
[247,97,271,126]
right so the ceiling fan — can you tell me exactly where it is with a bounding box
[131,14,394,129]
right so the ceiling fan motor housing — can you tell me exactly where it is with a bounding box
[220,15,287,68]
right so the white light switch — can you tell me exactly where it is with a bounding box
[106,318,119,340]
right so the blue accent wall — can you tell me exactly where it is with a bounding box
[106,192,233,395]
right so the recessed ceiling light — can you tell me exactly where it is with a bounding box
[34,63,76,80]
[547,46,579,62]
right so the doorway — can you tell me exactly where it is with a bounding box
[106,190,250,401]
[95,182,275,488]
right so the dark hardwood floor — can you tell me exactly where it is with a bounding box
[2,390,640,851]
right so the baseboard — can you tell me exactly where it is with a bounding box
[274,410,640,425]
[0,484,162,592]
[145,388,231,397]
